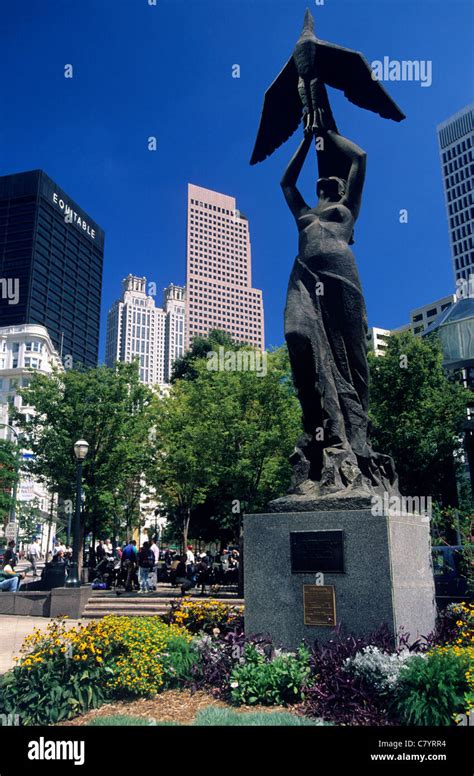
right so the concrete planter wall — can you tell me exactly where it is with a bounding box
[0,588,90,619]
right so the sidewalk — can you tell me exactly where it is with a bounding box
[0,616,82,674]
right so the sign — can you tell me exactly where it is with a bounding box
[5,522,18,540]
[19,479,35,501]
[303,585,336,626]
[52,192,96,240]
[290,530,344,573]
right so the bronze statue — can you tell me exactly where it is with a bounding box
[250,8,404,166]
[251,10,404,508]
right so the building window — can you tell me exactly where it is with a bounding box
[24,357,41,370]
[25,341,42,352]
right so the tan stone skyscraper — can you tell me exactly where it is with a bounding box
[185,184,264,350]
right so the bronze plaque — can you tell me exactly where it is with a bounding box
[290,530,344,573]
[303,585,336,626]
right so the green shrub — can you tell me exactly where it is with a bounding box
[394,647,471,726]
[0,617,196,725]
[229,644,311,707]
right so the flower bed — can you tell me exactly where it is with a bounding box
[1,600,471,726]
[0,616,195,725]
[165,597,244,635]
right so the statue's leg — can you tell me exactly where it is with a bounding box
[310,80,338,133]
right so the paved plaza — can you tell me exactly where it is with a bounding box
[0,615,83,674]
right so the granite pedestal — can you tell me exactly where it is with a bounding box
[244,509,436,650]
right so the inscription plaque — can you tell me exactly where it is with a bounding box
[290,530,344,573]
[303,585,336,626]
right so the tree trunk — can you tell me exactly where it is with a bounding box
[182,508,191,554]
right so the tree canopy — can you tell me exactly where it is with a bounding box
[368,331,469,506]
[148,346,300,548]
[12,362,155,547]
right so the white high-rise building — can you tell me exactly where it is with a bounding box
[106,275,166,385]
[0,324,62,553]
[163,284,185,383]
[368,294,457,355]
[410,294,457,336]
[106,275,186,386]
[366,327,392,356]
[437,104,474,286]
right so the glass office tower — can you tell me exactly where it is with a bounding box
[437,104,474,286]
[0,170,104,367]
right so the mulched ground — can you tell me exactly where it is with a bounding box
[59,689,295,726]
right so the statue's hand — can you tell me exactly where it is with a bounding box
[312,106,326,135]
[302,111,313,137]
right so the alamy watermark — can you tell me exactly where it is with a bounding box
[371,57,432,88]
[28,737,85,766]
[371,494,432,519]
[456,274,474,300]
[0,713,20,726]
[0,277,19,305]
[207,347,267,377]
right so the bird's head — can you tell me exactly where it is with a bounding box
[301,8,315,38]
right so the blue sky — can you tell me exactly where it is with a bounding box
[1,0,472,357]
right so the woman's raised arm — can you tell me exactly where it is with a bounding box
[280,133,313,219]
[326,130,366,220]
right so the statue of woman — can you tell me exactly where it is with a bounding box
[278,98,397,504]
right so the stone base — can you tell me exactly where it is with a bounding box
[0,587,91,619]
[50,587,91,619]
[243,510,436,650]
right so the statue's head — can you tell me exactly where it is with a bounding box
[317,176,346,201]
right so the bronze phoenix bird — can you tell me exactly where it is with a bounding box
[250,8,405,166]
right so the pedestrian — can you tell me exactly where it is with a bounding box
[121,539,138,592]
[3,541,17,569]
[185,544,195,567]
[175,555,193,596]
[220,549,230,571]
[150,539,160,589]
[105,539,113,558]
[196,553,210,596]
[27,538,41,577]
[138,541,155,593]
[53,540,66,559]
[0,564,25,592]
[96,540,106,563]
[170,554,180,587]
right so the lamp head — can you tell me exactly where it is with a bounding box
[74,439,89,461]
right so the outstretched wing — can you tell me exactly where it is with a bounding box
[315,39,406,122]
[250,57,301,165]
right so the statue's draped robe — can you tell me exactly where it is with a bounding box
[284,203,396,493]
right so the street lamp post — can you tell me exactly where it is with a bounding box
[65,439,89,588]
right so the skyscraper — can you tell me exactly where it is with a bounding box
[106,275,166,385]
[0,170,104,368]
[437,104,474,286]
[163,284,185,383]
[185,184,264,350]
[105,275,185,386]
